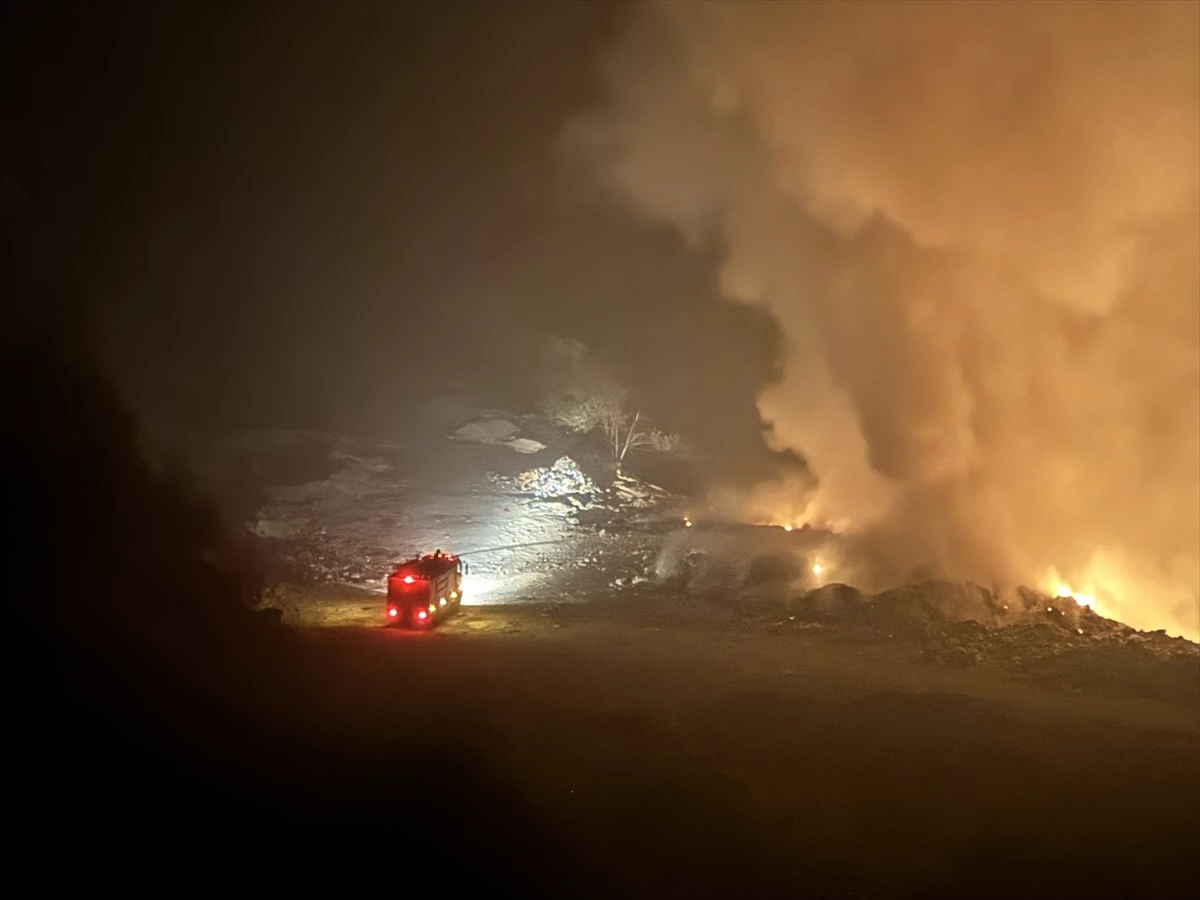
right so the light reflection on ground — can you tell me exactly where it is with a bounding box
[461,571,554,605]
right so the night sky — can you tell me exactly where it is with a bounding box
[3,0,788,482]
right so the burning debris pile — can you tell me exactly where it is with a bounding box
[924,597,1198,654]
[789,580,1198,648]
[783,578,1200,705]
[925,615,1199,665]
[926,615,1200,709]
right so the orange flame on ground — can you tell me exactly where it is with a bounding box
[1040,551,1198,641]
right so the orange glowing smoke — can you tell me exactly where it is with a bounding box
[569,0,1200,640]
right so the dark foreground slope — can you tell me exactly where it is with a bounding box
[305,615,1199,899]
[8,340,1198,898]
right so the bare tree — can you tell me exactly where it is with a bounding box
[602,408,654,472]
[541,338,682,471]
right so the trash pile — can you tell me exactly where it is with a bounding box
[515,456,598,499]
[923,615,1200,668]
[749,576,1200,704]
[610,473,670,509]
[923,616,1200,706]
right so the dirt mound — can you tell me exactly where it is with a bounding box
[913,593,1200,707]
[782,580,997,639]
[505,438,547,454]
[797,582,866,619]
[780,579,1200,706]
[452,418,519,444]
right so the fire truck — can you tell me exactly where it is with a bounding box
[386,550,466,627]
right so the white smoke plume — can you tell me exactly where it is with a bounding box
[566,0,1200,638]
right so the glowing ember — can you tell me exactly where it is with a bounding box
[1037,557,1198,641]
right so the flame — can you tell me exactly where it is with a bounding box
[763,507,1195,639]
[1044,572,1097,611]
[1040,551,1199,641]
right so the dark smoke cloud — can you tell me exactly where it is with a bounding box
[567,0,1200,637]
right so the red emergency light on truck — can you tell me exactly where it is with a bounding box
[386,550,466,627]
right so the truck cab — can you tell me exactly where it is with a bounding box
[386,550,465,627]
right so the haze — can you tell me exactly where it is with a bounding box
[568,0,1200,638]
[7,3,1200,893]
[7,0,1197,637]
